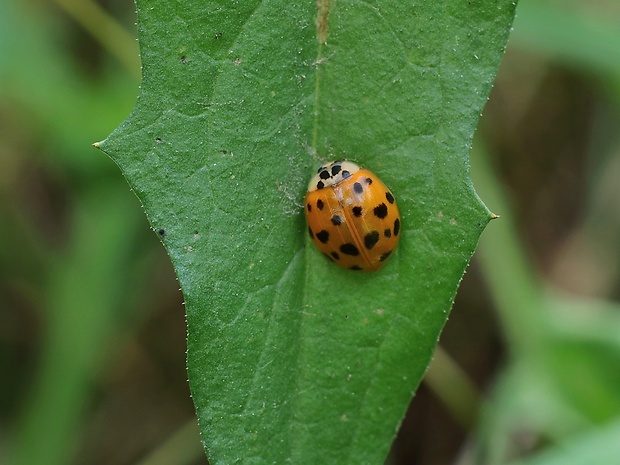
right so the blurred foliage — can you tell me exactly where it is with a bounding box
[1,0,619,464]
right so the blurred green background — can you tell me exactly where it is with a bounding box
[1,1,619,464]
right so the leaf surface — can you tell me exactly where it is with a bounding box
[99,1,517,463]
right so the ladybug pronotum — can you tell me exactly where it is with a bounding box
[305,160,401,271]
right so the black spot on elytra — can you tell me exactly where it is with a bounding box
[384,228,392,238]
[379,250,392,262]
[394,218,401,236]
[306,203,312,212]
[373,203,388,219]
[331,215,343,226]
[364,231,380,250]
[386,191,395,204]
[316,199,324,210]
[316,230,329,243]
[350,265,363,271]
[331,251,340,260]
[365,177,373,185]
[308,227,314,239]
[353,182,364,194]
[352,206,363,217]
[340,243,359,256]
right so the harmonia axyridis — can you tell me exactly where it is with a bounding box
[305,160,401,271]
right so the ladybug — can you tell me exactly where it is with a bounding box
[305,160,401,271]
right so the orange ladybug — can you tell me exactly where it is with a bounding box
[305,160,401,271]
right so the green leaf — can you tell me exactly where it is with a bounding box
[506,419,620,465]
[98,1,516,464]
